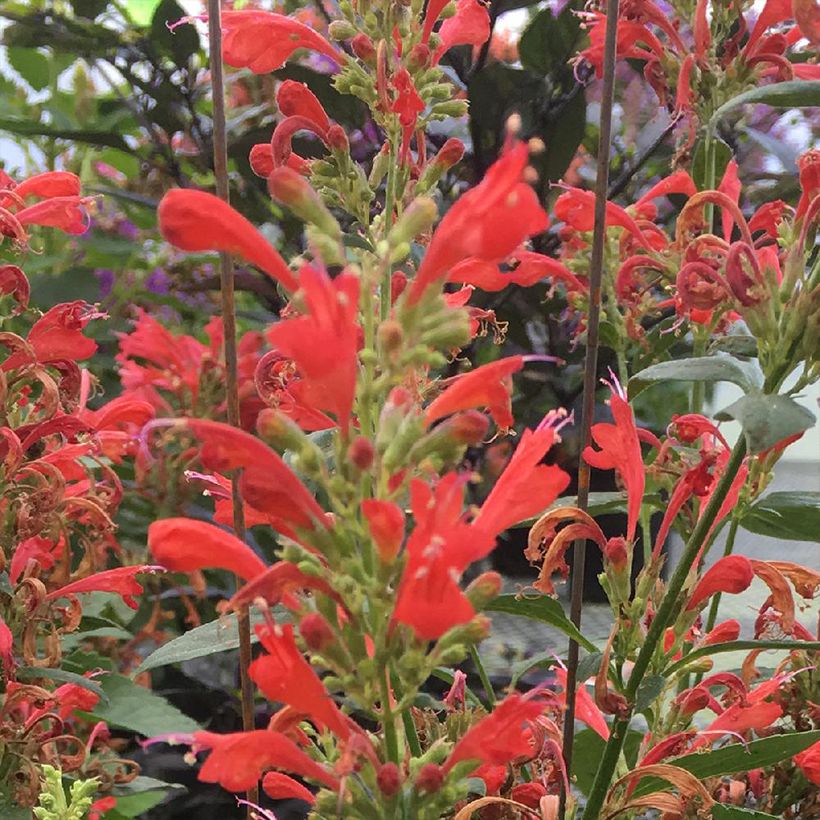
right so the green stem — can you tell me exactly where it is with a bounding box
[380,666,400,764]
[469,645,496,707]
[581,436,747,819]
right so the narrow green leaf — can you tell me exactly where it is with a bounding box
[715,394,816,454]
[485,594,597,653]
[707,335,758,359]
[84,674,200,736]
[635,674,666,713]
[510,652,557,689]
[572,729,643,796]
[632,730,820,797]
[712,807,781,819]
[710,81,820,126]
[665,640,820,677]
[576,652,604,683]
[7,47,50,91]
[16,666,109,702]
[741,491,820,541]
[629,355,762,399]
[0,117,132,151]
[692,136,732,190]
[133,609,271,675]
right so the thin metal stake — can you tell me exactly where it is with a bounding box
[206,0,258,813]
[559,0,621,813]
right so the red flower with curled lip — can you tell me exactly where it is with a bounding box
[583,378,644,542]
[45,565,163,610]
[685,555,755,612]
[424,356,523,430]
[173,11,343,73]
[228,561,339,611]
[266,266,360,434]
[262,772,316,804]
[407,142,548,304]
[276,81,331,135]
[361,499,405,563]
[14,196,92,236]
[3,171,81,201]
[148,517,266,581]
[249,622,350,739]
[158,189,298,292]
[442,691,546,772]
[188,729,340,792]
[475,413,570,537]
[434,0,491,62]
[392,474,496,640]
[795,742,820,785]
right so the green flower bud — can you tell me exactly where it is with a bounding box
[328,20,357,39]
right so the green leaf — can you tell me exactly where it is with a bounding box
[711,807,781,819]
[632,730,820,797]
[0,117,131,151]
[635,674,666,713]
[125,0,163,25]
[710,81,820,126]
[485,595,597,653]
[741,491,820,541]
[572,729,643,796]
[518,5,582,76]
[510,652,557,689]
[537,89,587,184]
[576,652,604,683]
[112,775,185,798]
[692,136,732,191]
[151,0,200,65]
[133,609,271,675]
[7,47,50,91]
[106,790,170,817]
[707,335,758,359]
[629,355,763,399]
[84,674,199,736]
[715,394,816,454]
[15,666,108,702]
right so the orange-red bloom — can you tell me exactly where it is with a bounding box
[686,555,755,612]
[266,266,360,433]
[262,771,316,804]
[361,499,405,563]
[46,565,162,610]
[158,189,298,291]
[192,729,340,792]
[407,143,548,304]
[148,518,266,581]
[443,692,545,772]
[392,474,495,639]
[249,622,350,738]
[795,741,820,785]
[424,356,523,430]
[229,561,339,610]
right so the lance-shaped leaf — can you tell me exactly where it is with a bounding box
[629,355,763,399]
[710,81,820,127]
[715,394,816,454]
[741,491,820,541]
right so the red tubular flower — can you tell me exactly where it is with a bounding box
[796,149,820,220]
[634,171,697,217]
[15,196,91,235]
[11,171,81,200]
[185,419,326,531]
[434,0,491,61]
[407,143,548,304]
[0,615,14,679]
[443,692,545,772]
[701,619,741,646]
[554,667,609,740]
[392,474,496,640]
[361,499,405,563]
[795,742,820,785]
[46,565,162,609]
[175,11,343,72]
[249,623,350,739]
[697,698,783,745]
[266,267,359,434]
[391,68,425,163]
[751,560,796,634]
[228,561,339,610]
[262,771,316,804]
[192,729,340,792]
[158,189,298,292]
[555,187,652,250]
[685,555,755,611]
[583,379,644,542]
[421,0,452,43]
[424,356,523,430]
[476,419,570,537]
[0,264,30,314]
[276,81,331,135]
[148,518,266,581]
[447,254,573,292]
[743,0,792,57]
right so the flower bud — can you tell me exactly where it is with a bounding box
[510,782,548,809]
[256,408,306,452]
[391,270,408,303]
[249,144,274,178]
[351,33,377,64]
[440,410,490,445]
[377,319,404,356]
[387,197,438,248]
[268,167,342,239]
[347,435,375,470]
[362,499,405,563]
[434,138,465,170]
[299,612,335,652]
[419,307,472,350]
[465,571,502,609]
[407,43,430,70]
[326,124,349,152]
[415,763,444,794]
[431,99,469,118]
[369,144,391,187]
[377,762,402,796]
[328,19,357,40]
